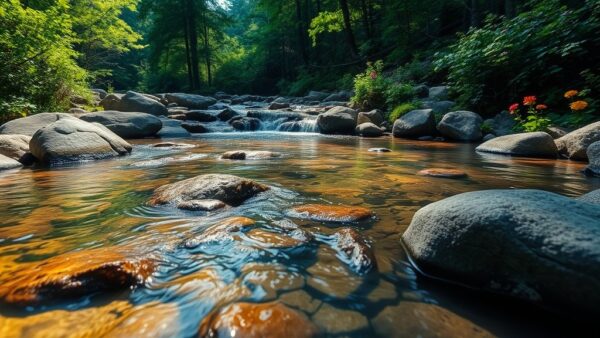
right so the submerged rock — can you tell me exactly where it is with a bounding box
[392,109,436,138]
[476,132,558,158]
[0,134,34,164]
[584,141,600,176]
[417,168,468,178]
[199,302,319,338]
[289,204,373,222]
[368,147,391,152]
[183,217,256,248]
[0,112,77,136]
[331,228,377,274]
[402,189,600,315]
[555,121,600,160]
[29,118,132,164]
[437,111,483,142]
[312,303,368,334]
[79,111,162,139]
[149,174,269,209]
[0,248,155,307]
[165,93,216,109]
[221,150,281,160]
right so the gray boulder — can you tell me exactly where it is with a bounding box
[0,113,77,136]
[323,91,352,103]
[316,106,358,134]
[392,109,436,139]
[30,118,132,164]
[484,111,517,136]
[555,121,600,160]
[79,111,162,139]
[229,117,261,131]
[185,110,218,122]
[546,126,570,139]
[428,86,449,100]
[101,91,168,116]
[402,189,600,315]
[216,107,239,121]
[165,93,216,109]
[578,189,600,205]
[0,134,34,164]
[437,111,483,142]
[584,141,600,176]
[413,84,429,98]
[0,154,22,171]
[303,91,329,102]
[355,122,383,137]
[476,132,558,158]
[357,110,384,126]
[422,100,455,115]
[181,122,209,133]
[91,88,108,99]
[268,102,290,110]
[157,118,190,138]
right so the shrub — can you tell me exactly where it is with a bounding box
[351,61,417,111]
[388,102,419,124]
[508,96,552,132]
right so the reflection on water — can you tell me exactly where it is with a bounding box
[0,132,598,337]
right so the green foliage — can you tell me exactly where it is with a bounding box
[308,10,345,47]
[435,0,600,116]
[480,121,494,134]
[351,60,416,111]
[385,83,415,108]
[388,102,419,124]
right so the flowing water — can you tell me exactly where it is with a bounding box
[0,131,598,337]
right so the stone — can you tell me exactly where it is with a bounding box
[323,91,352,102]
[199,302,319,338]
[368,148,391,152]
[357,110,384,126]
[101,91,168,116]
[0,248,154,307]
[185,110,218,122]
[402,189,600,315]
[437,111,483,142]
[312,303,368,334]
[29,118,132,164]
[230,117,261,131]
[577,189,600,205]
[555,121,600,160]
[183,217,256,248]
[422,100,455,115]
[304,91,330,102]
[372,302,493,338]
[221,150,281,160]
[0,134,33,164]
[417,168,468,178]
[316,106,358,134]
[392,109,436,138]
[92,88,108,99]
[484,111,517,136]
[428,86,449,100]
[149,174,269,208]
[288,204,373,222]
[546,126,570,139]
[476,132,558,158]
[0,112,77,136]
[306,247,363,298]
[157,118,190,137]
[79,111,162,139]
[177,199,226,211]
[355,122,384,137]
[332,228,377,274]
[584,141,600,176]
[280,290,322,314]
[181,122,210,133]
[216,107,239,121]
[482,133,495,141]
[151,142,195,148]
[413,84,429,98]
[269,102,290,110]
[164,93,216,109]
[0,154,22,171]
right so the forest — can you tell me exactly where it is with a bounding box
[1,0,599,128]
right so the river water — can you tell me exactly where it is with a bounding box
[0,131,598,337]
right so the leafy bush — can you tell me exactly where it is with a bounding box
[385,83,415,108]
[352,61,417,111]
[434,0,600,117]
[509,96,551,132]
[388,102,419,124]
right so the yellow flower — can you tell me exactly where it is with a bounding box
[564,90,578,99]
[570,100,588,111]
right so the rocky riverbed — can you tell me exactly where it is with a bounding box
[0,90,599,337]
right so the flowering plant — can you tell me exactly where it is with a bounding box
[509,95,551,132]
[563,89,593,126]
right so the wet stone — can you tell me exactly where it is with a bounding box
[183,217,255,248]
[221,150,281,160]
[307,247,363,299]
[313,303,369,335]
[417,168,468,178]
[241,263,305,299]
[331,228,377,274]
[177,199,226,211]
[199,302,320,338]
[151,142,195,148]
[368,147,391,152]
[279,290,322,314]
[289,204,374,222]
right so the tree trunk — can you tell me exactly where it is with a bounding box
[504,0,516,18]
[469,0,481,28]
[338,0,359,57]
[186,0,201,90]
[201,9,212,87]
[183,8,193,89]
[359,0,371,39]
[295,0,309,64]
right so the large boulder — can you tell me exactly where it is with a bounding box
[484,111,516,136]
[216,107,239,121]
[157,118,191,138]
[584,141,600,176]
[555,121,600,160]
[402,189,600,315]
[392,109,436,138]
[79,111,162,139]
[149,174,269,210]
[355,122,383,137]
[0,134,34,164]
[29,119,132,164]
[316,106,358,134]
[437,111,483,142]
[185,110,218,122]
[0,113,77,136]
[0,154,22,171]
[164,93,216,109]
[303,90,329,102]
[475,132,558,158]
[229,117,261,131]
[101,91,168,116]
[357,110,384,126]
[428,86,449,100]
[323,91,352,103]
[421,100,455,115]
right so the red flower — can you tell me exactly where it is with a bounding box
[370,71,378,79]
[509,103,519,114]
[536,104,548,110]
[523,96,537,106]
